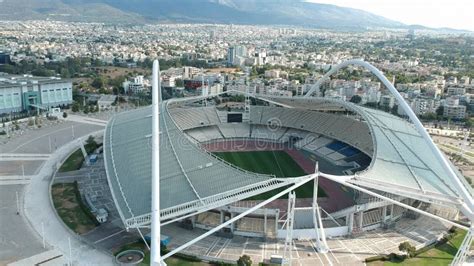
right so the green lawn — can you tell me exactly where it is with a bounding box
[58,149,85,172]
[51,183,97,234]
[369,229,468,266]
[214,150,326,199]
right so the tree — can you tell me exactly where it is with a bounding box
[27,117,34,126]
[91,77,105,89]
[175,78,184,87]
[465,119,473,129]
[422,112,437,121]
[62,112,68,119]
[349,95,362,104]
[391,104,399,115]
[398,241,416,257]
[436,105,444,118]
[71,102,80,112]
[85,135,98,154]
[237,255,252,266]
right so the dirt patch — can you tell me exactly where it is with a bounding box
[52,183,97,235]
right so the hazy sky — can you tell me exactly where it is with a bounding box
[310,0,474,31]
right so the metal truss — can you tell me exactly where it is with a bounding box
[320,172,470,231]
[283,191,296,265]
[159,174,317,262]
[312,170,328,253]
[451,228,473,265]
[125,177,300,228]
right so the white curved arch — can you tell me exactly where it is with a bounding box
[305,59,474,218]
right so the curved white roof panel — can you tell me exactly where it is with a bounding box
[104,93,472,228]
[264,96,471,205]
[104,102,294,228]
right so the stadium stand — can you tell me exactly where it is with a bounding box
[339,147,360,157]
[327,152,346,161]
[186,126,224,142]
[326,141,348,151]
[304,136,332,151]
[294,133,320,149]
[233,124,251,138]
[169,106,221,130]
[249,106,373,155]
[104,105,295,227]
[251,125,287,141]
[314,146,335,156]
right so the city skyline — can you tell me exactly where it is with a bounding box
[0,8,474,265]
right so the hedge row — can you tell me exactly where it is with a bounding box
[365,253,406,263]
[209,261,235,266]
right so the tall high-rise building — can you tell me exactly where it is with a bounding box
[227,47,236,65]
[0,52,11,65]
[227,45,247,66]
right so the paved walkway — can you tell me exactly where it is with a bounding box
[67,115,109,126]
[23,131,114,265]
[0,185,47,265]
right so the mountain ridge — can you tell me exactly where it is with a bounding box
[0,0,407,30]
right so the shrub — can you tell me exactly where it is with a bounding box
[364,255,389,262]
[237,255,252,266]
[399,241,416,257]
[210,261,235,266]
[85,135,98,154]
[388,253,406,262]
[173,253,201,262]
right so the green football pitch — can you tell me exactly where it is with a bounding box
[213,150,327,199]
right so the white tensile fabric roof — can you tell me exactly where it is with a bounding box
[104,102,291,228]
[266,96,472,205]
[104,95,472,228]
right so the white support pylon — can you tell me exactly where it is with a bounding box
[151,60,165,266]
[283,191,296,265]
[313,162,328,253]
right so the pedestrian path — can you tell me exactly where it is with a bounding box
[0,175,32,185]
[7,249,65,266]
[0,153,50,161]
[22,130,114,266]
[67,115,108,126]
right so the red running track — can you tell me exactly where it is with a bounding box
[202,139,355,213]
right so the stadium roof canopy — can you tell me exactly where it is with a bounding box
[104,92,473,229]
[104,61,474,230]
[104,101,298,228]
[263,96,472,206]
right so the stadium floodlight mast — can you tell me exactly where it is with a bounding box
[151,59,165,266]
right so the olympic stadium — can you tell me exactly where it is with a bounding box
[102,60,474,265]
